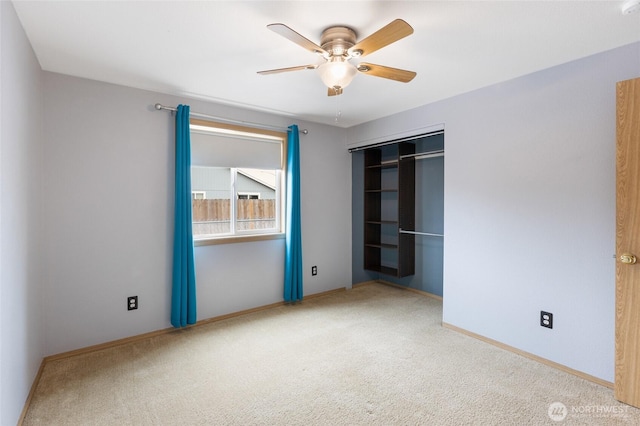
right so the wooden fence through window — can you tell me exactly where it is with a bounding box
[192,199,276,235]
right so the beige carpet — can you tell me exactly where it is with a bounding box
[22,283,640,425]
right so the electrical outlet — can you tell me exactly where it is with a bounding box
[311,266,318,276]
[540,311,553,329]
[128,296,138,311]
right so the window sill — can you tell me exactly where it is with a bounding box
[194,232,285,246]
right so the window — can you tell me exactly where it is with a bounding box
[189,119,285,243]
[238,192,260,200]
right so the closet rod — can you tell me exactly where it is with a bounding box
[400,150,444,161]
[400,229,444,237]
[154,103,308,135]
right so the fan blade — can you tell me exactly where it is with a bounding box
[257,64,319,75]
[328,87,343,96]
[348,19,413,58]
[267,23,328,56]
[357,63,416,83]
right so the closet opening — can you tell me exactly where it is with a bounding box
[351,131,444,298]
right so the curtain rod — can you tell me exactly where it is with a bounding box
[154,103,308,135]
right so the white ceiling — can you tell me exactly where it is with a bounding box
[12,1,640,128]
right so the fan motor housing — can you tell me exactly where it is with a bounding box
[320,26,356,57]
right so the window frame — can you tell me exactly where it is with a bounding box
[189,118,286,246]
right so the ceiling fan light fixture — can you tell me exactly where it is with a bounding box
[259,20,416,96]
[317,57,357,90]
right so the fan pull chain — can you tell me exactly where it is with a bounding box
[334,89,342,123]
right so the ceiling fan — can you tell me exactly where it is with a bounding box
[257,19,416,96]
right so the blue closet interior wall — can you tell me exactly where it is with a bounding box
[352,133,444,297]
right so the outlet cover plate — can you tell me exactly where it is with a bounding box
[128,296,138,311]
[540,311,553,329]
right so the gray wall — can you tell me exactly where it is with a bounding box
[41,72,352,356]
[348,42,640,383]
[0,2,45,424]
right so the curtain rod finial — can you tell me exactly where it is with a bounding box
[154,103,163,110]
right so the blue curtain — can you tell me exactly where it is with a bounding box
[284,125,303,302]
[171,104,197,327]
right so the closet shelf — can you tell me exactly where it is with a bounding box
[365,160,398,169]
[365,188,398,193]
[365,242,398,249]
[365,164,398,169]
[363,142,415,278]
